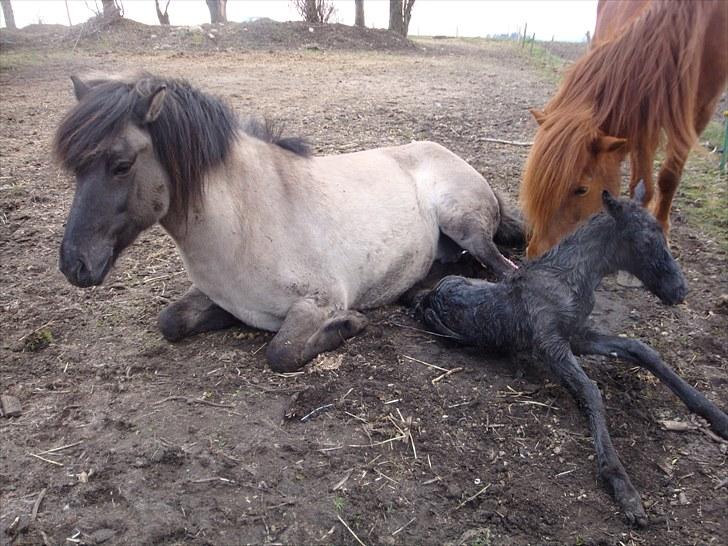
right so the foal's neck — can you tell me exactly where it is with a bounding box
[544,214,619,296]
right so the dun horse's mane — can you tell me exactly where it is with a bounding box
[521,0,710,238]
[53,73,310,217]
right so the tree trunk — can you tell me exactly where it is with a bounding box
[354,0,364,27]
[206,0,227,24]
[388,0,404,35]
[402,0,415,36]
[1,0,16,29]
[155,0,170,25]
[101,0,120,19]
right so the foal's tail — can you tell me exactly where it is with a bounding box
[494,192,526,248]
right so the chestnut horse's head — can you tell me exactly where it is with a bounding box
[521,108,628,258]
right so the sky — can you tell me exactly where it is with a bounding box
[1,0,598,42]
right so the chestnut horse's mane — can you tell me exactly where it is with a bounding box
[521,0,712,239]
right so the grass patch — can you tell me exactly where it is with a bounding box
[678,138,727,252]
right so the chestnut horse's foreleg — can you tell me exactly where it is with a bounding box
[652,147,689,235]
[540,344,647,526]
[628,146,655,206]
[266,298,367,373]
[571,331,728,439]
[158,285,241,341]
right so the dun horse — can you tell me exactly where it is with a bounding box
[415,187,728,525]
[54,73,523,371]
[521,0,727,257]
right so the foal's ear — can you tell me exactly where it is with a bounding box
[633,179,647,205]
[602,190,622,218]
[70,75,90,101]
[529,108,547,126]
[593,135,627,154]
[134,85,167,124]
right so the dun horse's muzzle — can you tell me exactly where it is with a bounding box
[59,243,113,287]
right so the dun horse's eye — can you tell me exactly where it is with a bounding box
[112,161,133,177]
[574,186,589,196]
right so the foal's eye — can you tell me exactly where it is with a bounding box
[574,186,589,196]
[111,161,133,177]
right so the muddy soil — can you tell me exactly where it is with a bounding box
[1,28,726,546]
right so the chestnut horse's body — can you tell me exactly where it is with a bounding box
[522,0,728,257]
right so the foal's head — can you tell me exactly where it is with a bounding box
[54,74,237,287]
[521,108,628,258]
[601,188,687,305]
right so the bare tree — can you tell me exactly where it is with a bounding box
[388,0,415,36]
[354,0,364,27]
[64,0,73,25]
[293,0,335,24]
[101,0,122,19]
[206,0,227,24]
[1,0,16,29]
[155,0,170,25]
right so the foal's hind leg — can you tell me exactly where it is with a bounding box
[158,286,241,341]
[572,330,728,439]
[540,343,647,526]
[266,298,367,372]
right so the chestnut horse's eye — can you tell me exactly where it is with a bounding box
[112,161,133,177]
[574,186,589,196]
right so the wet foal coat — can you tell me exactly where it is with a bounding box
[416,190,728,525]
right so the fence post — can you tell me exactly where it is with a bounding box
[720,110,728,173]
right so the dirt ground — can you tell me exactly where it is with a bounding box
[1,21,726,546]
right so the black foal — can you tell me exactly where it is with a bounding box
[415,188,728,526]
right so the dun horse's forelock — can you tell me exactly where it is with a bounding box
[54,74,311,219]
[53,81,136,173]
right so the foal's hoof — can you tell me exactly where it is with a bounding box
[619,494,648,528]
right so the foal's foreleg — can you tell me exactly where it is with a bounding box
[540,345,647,526]
[571,331,728,439]
[158,286,241,341]
[266,298,367,373]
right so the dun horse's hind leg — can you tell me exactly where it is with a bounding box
[540,344,648,526]
[158,286,241,341]
[437,208,516,280]
[572,331,728,439]
[266,298,367,372]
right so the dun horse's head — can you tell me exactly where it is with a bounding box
[601,186,687,305]
[521,108,628,258]
[54,76,171,287]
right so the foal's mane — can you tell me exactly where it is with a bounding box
[53,73,310,217]
[521,0,710,238]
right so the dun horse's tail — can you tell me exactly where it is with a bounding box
[494,192,526,249]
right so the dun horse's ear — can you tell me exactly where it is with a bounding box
[134,85,167,124]
[593,136,627,154]
[529,109,547,126]
[70,75,90,101]
[601,190,622,218]
[633,179,647,205]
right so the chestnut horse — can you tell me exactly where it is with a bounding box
[521,0,727,257]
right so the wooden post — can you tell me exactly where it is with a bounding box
[530,33,535,54]
[522,22,528,47]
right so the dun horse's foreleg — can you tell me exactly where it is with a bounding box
[266,298,367,373]
[158,286,241,341]
[572,331,728,439]
[540,344,647,526]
